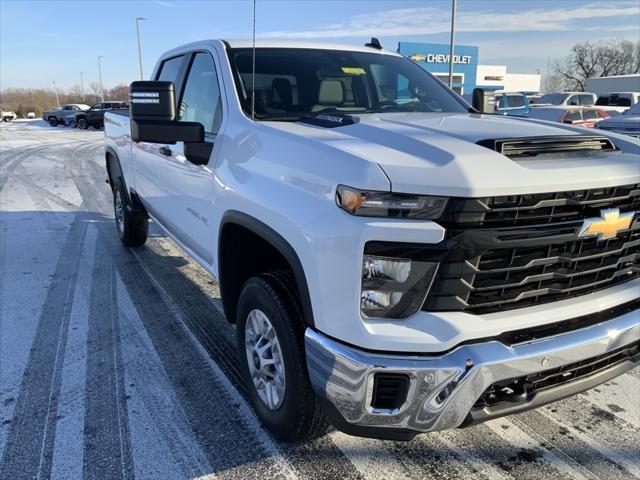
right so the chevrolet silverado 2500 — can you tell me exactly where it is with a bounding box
[104,39,640,442]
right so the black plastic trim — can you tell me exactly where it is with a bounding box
[219,210,315,328]
[462,354,639,428]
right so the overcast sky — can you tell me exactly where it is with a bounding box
[1,0,638,90]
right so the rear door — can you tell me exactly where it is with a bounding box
[134,51,224,266]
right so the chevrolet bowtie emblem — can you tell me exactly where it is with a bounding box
[578,208,635,240]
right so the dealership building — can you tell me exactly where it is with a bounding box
[397,42,541,95]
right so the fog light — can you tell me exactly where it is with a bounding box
[361,254,439,319]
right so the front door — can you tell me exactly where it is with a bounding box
[134,51,224,267]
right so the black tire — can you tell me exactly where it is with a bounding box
[112,178,148,247]
[48,117,58,127]
[236,272,329,442]
[78,118,88,129]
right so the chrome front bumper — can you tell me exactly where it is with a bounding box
[305,307,640,438]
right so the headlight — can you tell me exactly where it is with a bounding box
[361,253,439,319]
[336,185,448,219]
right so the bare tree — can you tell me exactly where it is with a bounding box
[0,82,126,117]
[553,39,640,91]
[106,84,129,102]
[88,81,102,97]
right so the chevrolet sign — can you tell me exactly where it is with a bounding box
[410,53,472,65]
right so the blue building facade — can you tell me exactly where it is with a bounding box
[397,42,479,94]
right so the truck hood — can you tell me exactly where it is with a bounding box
[268,112,640,197]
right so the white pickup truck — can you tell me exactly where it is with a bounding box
[104,39,640,442]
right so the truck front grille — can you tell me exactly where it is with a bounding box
[474,340,640,409]
[424,184,640,314]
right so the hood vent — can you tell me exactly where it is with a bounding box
[478,135,616,159]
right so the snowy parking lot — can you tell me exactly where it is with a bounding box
[1,119,639,480]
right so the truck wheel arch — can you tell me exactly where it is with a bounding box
[219,211,315,329]
[105,148,146,212]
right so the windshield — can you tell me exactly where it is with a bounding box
[228,48,468,120]
[533,93,568,105]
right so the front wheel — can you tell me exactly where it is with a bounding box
[112,179,148,247]
[236,273,329,442]
[78,118,88,129]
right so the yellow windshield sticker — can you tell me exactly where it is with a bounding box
[341,67,366,75]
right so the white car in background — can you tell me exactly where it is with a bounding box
[531,92,597,108]
[595,92,640,114]
[27,112,36,119]
[596,101,640,138]
[1,110,18,122]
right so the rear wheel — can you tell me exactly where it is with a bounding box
[78,118,88,129]
[112,178,148,247]
[48,117,58,127]
[236,273,329,442]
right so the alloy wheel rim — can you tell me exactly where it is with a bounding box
[244,309,286,410]
[114,190,124,235]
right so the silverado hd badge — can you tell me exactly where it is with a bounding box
[578,208,635,240]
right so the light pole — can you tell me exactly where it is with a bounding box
[97,56,104,102]
[447,0,457,90]
[80,71,86,103]
[52,81,60,108]
[136,17,146,80]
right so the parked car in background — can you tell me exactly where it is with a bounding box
[27,112,36,119]
[1,110,18,122]
[531,92,597,108]
[595,92,640,114]
[74,101,128,129]
[596,101,640,138]
[42,103,90,127]
[525,106,609,128]
[494,92,529,116]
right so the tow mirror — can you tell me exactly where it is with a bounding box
[129,80,213,165]
[130,80,176,121]
[472,88,496,114]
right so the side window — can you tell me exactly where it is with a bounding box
[564,111,582,121]
[178,52,222,135]
[567,95,579,106]
[157,55,184,85]
[94,103,103,110]
[507,95,526,108]
[583,109,599,120]
[580,95,594,105]
[618,97,631,107]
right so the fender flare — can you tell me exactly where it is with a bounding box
[105,146,146,215]
[219,210,315,328]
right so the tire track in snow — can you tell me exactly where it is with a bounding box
[82,227,134,480]
[0,213,88,480]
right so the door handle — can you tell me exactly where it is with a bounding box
[159,146,172,157]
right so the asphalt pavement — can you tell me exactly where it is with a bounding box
[0,119,638,480]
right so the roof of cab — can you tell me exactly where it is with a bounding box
[222,39,402,55]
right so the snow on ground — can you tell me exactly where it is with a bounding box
[0,120,639,480]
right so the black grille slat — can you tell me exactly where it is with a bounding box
[441,184,639,228]
[424,183,640,314]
